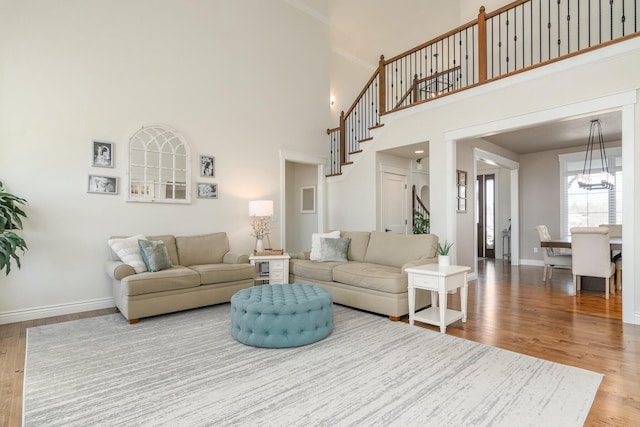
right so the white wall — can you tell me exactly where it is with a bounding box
[327,39,640,323]
[0,0,330,321]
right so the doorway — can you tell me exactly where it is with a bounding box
[381,171,408,234]
[476,173,495,259]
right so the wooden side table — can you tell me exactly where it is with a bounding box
[405,264,470,333]
[249,253,290,285]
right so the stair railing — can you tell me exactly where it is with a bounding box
[328,0,640,176]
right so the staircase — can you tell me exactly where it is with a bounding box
[327,0,640,177]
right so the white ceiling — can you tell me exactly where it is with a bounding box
[289,0,623,159]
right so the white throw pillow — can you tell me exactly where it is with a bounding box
[108,234,148,273]
[310,230,340,261]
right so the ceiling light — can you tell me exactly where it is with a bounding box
[577,119,614,190]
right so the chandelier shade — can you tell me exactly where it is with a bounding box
[577,119,614,191]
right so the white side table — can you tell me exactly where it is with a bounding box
[249,253,290,285]
[405,264,470,333]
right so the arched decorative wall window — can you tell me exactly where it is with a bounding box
[128,124,191,203]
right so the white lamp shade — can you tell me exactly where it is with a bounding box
[249,200,273,217]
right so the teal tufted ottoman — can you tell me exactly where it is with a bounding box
[230,284,334,348]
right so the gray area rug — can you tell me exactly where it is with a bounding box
[24,304,602,426]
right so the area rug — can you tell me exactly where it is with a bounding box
[23,304,602,426]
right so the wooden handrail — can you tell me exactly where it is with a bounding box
[344,68,380,118]
[395,66,462,109]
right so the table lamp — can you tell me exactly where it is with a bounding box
[249,200,273,252]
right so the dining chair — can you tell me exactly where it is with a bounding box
[599,224,622,291]
[570,227,615,299]
[535,225,572,281]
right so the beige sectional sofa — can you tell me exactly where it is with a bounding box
[105,232,255,323]
[289,231,439,320]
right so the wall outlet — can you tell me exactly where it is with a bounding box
[533,247,538,253]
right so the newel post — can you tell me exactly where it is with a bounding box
[339,110,346,165]
[477,6,487,83]
[378,55,386,115]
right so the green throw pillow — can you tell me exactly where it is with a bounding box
[138,239,173,272]
[319,237,351,262]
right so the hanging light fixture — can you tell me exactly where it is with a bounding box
[577,119,615,190]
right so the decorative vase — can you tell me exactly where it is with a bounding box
[439,254,450,267]
[255,238,264,253]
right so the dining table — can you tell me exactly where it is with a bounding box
[540,237,622,251]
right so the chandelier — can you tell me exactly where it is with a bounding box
[577,119,615,190]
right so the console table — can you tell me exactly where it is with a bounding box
[249,253,290,285]
[405,264,470,333]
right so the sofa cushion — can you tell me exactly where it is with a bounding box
[190,263,256,285]
[340,231,370,262]
[108,234,148,273]
[176,232,229,266]
[138,239,173,272]
[146,235,179,266]
[332,262,408,293]
[290,259,343,282]
[310,231,340,260]
[319,237,351,262]
[364,232,438,268]
[121,266,200,296]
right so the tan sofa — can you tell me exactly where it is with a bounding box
[105,232,255,323]
[289,231,439,320]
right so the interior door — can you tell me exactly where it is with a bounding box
[477,174,496,258]
[381,172,407,234]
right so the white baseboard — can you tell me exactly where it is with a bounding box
[467,272,478,282]
[0,298,115,325]
[519,259,544,267]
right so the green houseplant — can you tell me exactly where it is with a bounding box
[437,240,454,255]
[0,181,28,275]
[437,240,454,266]
[412,209,430,234]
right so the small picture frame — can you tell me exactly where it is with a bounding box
[456,169,467,213]
[457,170,467,185]
[300,185,316,214]
[88,175,118,194]
[92,140,114,168]
[200,155,215,177]
[197,182,218,199]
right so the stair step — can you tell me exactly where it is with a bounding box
[358,137,373,143]
[326,172,342,177]
[340,161,354,166]
[349,150,363,155]
[369,123,384,130]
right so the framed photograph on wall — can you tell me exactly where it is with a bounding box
[92,140,114,168]
[197,182,218,199]
[300,185,316,213]
[88,175,118,194]
[200,155,215,177]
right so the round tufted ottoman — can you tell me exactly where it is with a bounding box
[230,284,334,348]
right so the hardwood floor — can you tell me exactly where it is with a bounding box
[1,260,638,426]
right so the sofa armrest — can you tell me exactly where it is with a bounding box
[223,252,249,264]
[105,261,135,281]
[401,257,438,272]
[297,251,311,260]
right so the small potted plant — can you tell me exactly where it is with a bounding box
[0,180,28,275]
[437,240,454,266]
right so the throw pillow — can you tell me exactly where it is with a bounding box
[138,239,173,272]
[319,237,351,262]
[108,234,148,273]
[310,230,340,261]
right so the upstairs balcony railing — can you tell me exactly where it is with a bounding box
[327,0,640,176]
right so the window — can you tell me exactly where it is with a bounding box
[559,148,622,235]
[128,125,191,203]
